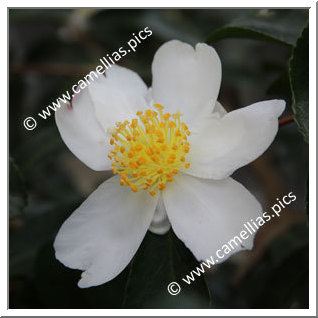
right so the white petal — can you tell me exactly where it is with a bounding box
[186,99,286,179]
[149,196,171,235]
[151,40,221,124]
[163,174,262,262]
[55,87,110,171]
[189,100,227,131]
[88,65,149,132]
[213,101,227,118]
[54,175,158,288]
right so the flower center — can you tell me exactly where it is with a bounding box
[108,104,191,196]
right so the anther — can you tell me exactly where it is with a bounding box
[108,105,190,196]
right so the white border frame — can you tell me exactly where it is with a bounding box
[2,1,316,316]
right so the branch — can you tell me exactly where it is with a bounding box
[279,115,294,127]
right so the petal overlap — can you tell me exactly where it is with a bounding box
[185,100,285,179]
[55,87,110,171]
[89,65,149,132]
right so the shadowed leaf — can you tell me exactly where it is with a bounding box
[289,25,309,142]
[207,10,308,46]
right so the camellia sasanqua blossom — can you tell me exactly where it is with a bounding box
[54,40,286,288]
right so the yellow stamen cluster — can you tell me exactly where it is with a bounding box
[108,104,191,196]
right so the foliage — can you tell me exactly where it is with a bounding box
[289,24,309,143]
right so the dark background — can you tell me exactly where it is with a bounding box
[9,9,309,309]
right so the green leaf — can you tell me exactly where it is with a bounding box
[122,230,210,309]
[289,24,309,142]
[9,157,27,218]
[207,10,308,46]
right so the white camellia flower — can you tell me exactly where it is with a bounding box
[54,40,285,288]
